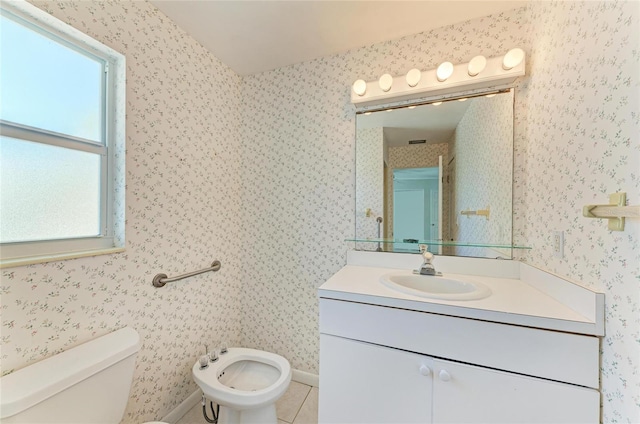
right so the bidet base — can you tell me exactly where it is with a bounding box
[218,404,277,424]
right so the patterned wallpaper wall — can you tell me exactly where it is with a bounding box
[355,127,384,251]
[1,1,637,423]
[1,1,245,423]
[452,93,513,257]
[520,2,639,422]
[239,3,638,422]
[387,143,449,169]
[238,7,528,376]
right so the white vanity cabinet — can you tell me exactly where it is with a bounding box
[320,335,432,423]
[430,357,598,423]
[318,298,601,424]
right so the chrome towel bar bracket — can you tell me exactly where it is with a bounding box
[152,260,221,287]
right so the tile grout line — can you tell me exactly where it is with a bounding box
[290,385,313,424]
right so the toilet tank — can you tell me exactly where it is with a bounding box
[0,327,141,423]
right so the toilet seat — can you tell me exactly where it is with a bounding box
[192,348,291,410]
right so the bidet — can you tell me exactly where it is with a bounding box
[192,348,291,424]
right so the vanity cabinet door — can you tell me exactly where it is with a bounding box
[431,359,600,424]
[319,334,433,424]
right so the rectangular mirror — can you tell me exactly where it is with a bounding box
[355,89,514,259]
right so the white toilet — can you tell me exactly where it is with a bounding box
[193,347,292,424]
[0,327,167,424]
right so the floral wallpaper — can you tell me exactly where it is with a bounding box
[451,92,513,258]
[519,2,639,422]
[1,1,638,423]
[387,142,449,170]
[1,1,244,423]
[355,127,384,251]
[238,6,528,377]
[239,3,639,422]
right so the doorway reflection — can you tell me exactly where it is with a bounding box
[392,166,441,253]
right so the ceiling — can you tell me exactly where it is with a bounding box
[150,1,528,76]
[358,100,472,147]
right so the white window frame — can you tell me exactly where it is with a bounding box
[0,0,126,268]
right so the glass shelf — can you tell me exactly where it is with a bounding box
[345,238,531,250]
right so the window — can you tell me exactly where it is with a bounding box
[0,1,125,266]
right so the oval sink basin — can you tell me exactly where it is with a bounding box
[380,273,491,301]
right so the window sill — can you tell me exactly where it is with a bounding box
[0,247,126,269]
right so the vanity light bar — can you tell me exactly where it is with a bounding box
[355,88,511,115]
[351,48,525,107]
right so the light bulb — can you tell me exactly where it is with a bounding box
[436,62,454,82]
[502,48,525,70]
[379,74,393,92]
[432,102,443,106]
[405,68,421,87]
[352,79,367,96]
[467,55,486,76]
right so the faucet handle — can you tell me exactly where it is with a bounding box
[419,244,433,263]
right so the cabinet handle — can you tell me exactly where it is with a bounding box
[419,365,431,376]
[439,369,451,382]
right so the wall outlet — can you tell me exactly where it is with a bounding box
[553,231,564,259]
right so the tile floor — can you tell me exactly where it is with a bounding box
[175,382,318,424]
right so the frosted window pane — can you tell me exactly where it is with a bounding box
[0,15,103,142]
[0,136,101,243]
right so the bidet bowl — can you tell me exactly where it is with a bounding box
[380,272,491,301]
[192,348,292,411]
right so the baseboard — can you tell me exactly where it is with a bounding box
[292,368,319,387]
[161,389,201,424]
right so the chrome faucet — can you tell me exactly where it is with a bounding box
[415,244,440,276]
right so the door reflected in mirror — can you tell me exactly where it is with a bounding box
[393,166,442,254]
[355,90,514,259]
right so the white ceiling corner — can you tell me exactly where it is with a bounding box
[150,1,528,76]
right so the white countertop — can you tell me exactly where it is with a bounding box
[319,264,601,336]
